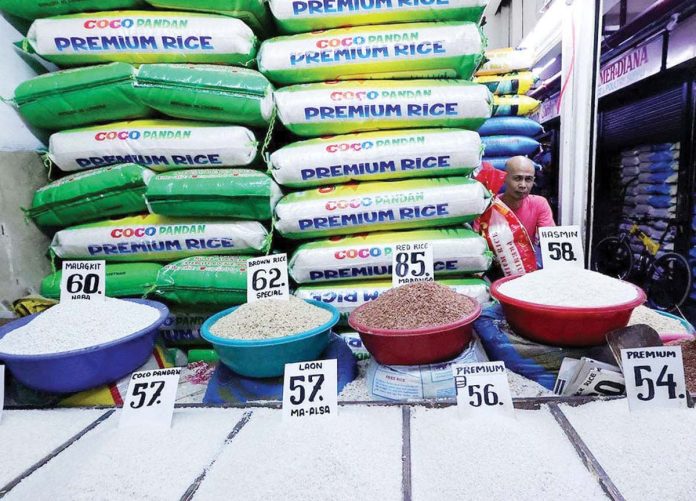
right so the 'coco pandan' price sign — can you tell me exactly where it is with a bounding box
[453,361,514,418]
[119,368,182,429]
[391,241,434,287]
[538,226,584,269]
[621,346,689,411]
[247,254,290,302]
[60,260,105,302]
[283,359,337,421]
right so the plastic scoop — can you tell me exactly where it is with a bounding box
[606,324,663,369]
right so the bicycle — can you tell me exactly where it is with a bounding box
[591,217,692,311]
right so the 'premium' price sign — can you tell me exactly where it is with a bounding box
[119,368,181,429]
[60,260,106,302]
[283,359,337,421]
[538,225,584,269]
[453,361,514,418]
[247,254,290,302]
[392,242,434,287]
[621,347,688,411]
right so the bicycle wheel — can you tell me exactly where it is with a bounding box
[646,252,692,310]
[591,236,633,280]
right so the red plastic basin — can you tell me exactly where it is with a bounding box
[347,301,482,366]
[490,275,647,347]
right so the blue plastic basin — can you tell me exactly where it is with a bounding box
[0,299,169,394]
[201,299,340,378]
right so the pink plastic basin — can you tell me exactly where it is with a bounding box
[490,275,647,347]
[348,301,482,366]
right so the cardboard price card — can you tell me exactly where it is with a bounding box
[391,241,434,287]
[119,368,181,429]
[60,260,106,302]
[538,226,584,269]
[283,359,337,421]
[247,254,290,302]
[621,346,688,411]
[453,361,514,418]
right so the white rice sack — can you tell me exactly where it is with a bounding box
[257,22,484,85]
[274,176,490,240]
[274,79,492,137]
[289,227,492,283]
[48,120,258,172]
[269,0,488,33]
[475,47,534,76]
[294,277,490,323]
[23,11,258,66]
[50,214,271,261]
[270,128,482,188]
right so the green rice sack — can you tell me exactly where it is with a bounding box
[289,227,492,283]
[492,95,541,117]
[158,307,214,347]
[473,71,537,96]
[143,0,271,34]
[134,64,274,127]
[22,11,258,67]
[145,169,282,220]
[48,120,258,172]
[40,262,162,298]
[274,79,492,137]
[270,128,482,188]
[257,22,484,85]
[294,277,490,324]
[13,63,151,131]
[269,0,487,34]
[50,214,271,261]
[27,163,153,229]
[0,0,144,20]
[151,255,249,305]
[274,176,490,239]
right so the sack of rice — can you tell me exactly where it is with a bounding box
[0,0,143,19]
[134,64,274,127]
[275,79,492,137]
[40,262,162,298]
[482,135,540,157]
[492,95,541,116]
[50,214,271,261]
[22,11,258,67]
[26,163,153,229]
[473,71,537,95]
[269,0,487,34]
[275,176,490,239]
[289,227,492,283]
[158,307,214,347]
[13,63,151,131]
[145,169,282,220]
[295,277,490,324]
[270,128,482,188]
[152,255,248,305]
[48,120,258,172]
[257,22,485,85]
[144,0,271,34]
[475,47,534,76]
[477,116,543,137]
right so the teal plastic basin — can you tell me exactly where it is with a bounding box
[201,299,340,378]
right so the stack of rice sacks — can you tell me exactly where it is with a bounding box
[6,1,278,353]
[472,47,543,172]
[259,1,494,366]
[619,143,680,258]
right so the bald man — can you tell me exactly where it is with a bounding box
[501,156,555,242]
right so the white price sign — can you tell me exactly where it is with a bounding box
[391,242,434,287]
[247,254,290,302]
[453,362,514,418]
[60,260,106,302]
[119,368,181,429]
[0,365,4,424]
[538,226,584,269]
[621,347,689,411]
[283,359,337,421]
